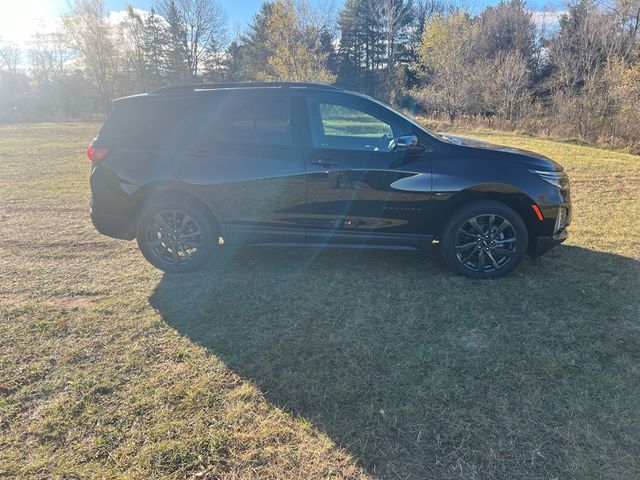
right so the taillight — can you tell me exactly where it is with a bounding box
[87,143,110,163]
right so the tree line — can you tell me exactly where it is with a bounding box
[0,0,639,150]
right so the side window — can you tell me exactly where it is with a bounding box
[311,101,399,151]
[210,96,291,146]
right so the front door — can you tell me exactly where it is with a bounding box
[303,94,432,248]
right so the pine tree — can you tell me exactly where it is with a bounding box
[157,0,226,80]
[240,2,277,80]
[337,0,413,96]
[142,8,172,87]
[318,30,339,77]
[239,1,335,83]
[161,0,191,82]
[221,41,245,81]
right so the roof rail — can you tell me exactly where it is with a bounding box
[150,82,342,94]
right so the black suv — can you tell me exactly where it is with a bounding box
[89,82,571,278]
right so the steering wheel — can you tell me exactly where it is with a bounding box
[375,134,393,151]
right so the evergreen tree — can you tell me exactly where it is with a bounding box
[160,0,191,82]
[318,30,339,77]
[142,8,172,87]
[336,0,412,96]
[221,41,245,81]
[240,2,277,79]
[240,1,335,83]
[156,0,226,80]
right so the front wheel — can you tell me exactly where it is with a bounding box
[440,200,528,279]
[136,201,217,273]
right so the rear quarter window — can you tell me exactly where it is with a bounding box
[99,96,199,150]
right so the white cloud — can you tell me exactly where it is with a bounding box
[107,8,153,27]
[530,9,566,29]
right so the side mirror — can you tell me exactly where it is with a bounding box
[393,135,424,153]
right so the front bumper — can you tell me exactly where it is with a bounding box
[530,228,568,257]
[528,180,570,257]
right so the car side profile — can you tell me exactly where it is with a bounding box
[88,82,571,279]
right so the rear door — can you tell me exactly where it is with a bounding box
[175,92,307,245]
[303,93,432,248]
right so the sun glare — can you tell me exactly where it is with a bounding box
[0,0,61,46]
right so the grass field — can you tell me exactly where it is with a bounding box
[1,122,639,479]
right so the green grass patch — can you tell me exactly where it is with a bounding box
[322,117,391,137]
[1,123,639,479]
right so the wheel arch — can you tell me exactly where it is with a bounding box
[437,184,542,254]
[128,184,224,240]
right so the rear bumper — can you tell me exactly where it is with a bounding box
[91,208,134,240]
[530,228,568,257]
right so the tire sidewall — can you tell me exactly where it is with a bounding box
[441,201,528,279]
[136,201,215,273]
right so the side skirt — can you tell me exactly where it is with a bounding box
[223,225,433,251]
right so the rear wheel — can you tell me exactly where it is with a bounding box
[440,200,528,279]
[136,201,217,273]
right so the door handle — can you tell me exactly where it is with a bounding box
[311,159,339,167]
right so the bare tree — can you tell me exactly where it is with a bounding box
[28,32,74,118]
[549,1,629,92]
[600,0,640,57]
[479,51,530,120]
[0,39,20,74]
[0,37,30,122]
[30,33,69,83]
[295,0,338,34]
[63,0,120,109]
[118,6,148,90]
[155,0,226,79]
[381,0,412,67]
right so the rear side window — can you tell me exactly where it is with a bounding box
[99,97,198,149]
[208,95,291,146]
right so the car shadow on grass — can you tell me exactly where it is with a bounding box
[150,244,640,478]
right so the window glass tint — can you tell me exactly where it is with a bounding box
[100,97,198,149]
[312,102,399,151]
[211,96,290,145]
[319,104,393,138]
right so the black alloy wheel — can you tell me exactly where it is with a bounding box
[455,214,517,273]
[441,200,528,279]
[136,201,216,273]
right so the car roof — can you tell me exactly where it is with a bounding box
[113,82,383,111]
[151,81,342,95]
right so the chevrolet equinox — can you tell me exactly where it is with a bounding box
[88,82,571,279]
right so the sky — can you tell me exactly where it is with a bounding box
[0,0,567,47]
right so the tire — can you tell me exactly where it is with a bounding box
[136,200,217,273]
[440,200,528,279]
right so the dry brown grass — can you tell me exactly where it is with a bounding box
[413,112,640,155]
[1,122,639,479]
